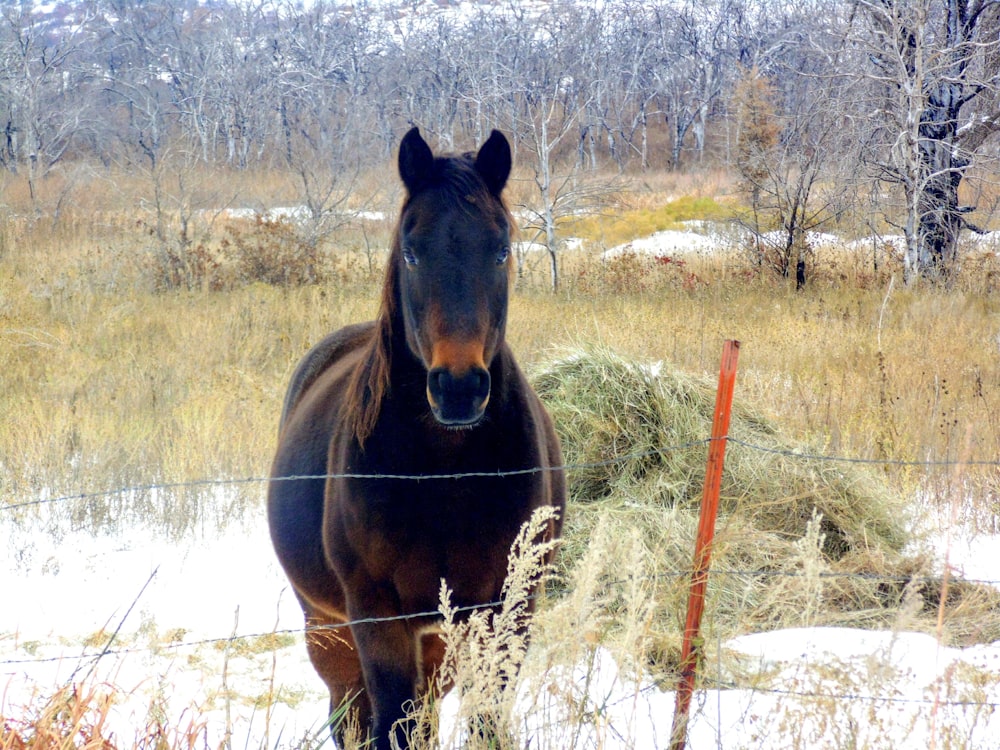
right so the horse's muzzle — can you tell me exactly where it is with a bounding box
[427,366,491,426]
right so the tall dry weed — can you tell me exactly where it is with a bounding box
[0,680,208,750]
[425,506,560,750]
[410,506,665,750]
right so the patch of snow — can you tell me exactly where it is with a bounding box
[846,234,908,253]
[603,229,733,259]
[3,491,999,748]
[755,230,842,249]
[966,231,1000,250]
[514,237,585,255]
[215,206,386,224]
[2,504,325,745]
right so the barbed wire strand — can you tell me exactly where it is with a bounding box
[702,678,1000,710]
[3,566,999,670]
[726,438,1000,467]
[604,678,1000,715]
[3,436,999,516]
[0,440,707,513]
[6,634,999,713]
[72,567,159,686]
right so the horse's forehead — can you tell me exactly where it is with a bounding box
[404,189,507,239]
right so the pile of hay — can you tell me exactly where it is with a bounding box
[531,347,1000,671]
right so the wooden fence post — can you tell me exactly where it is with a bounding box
[669,339,740,750]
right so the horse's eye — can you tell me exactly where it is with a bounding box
[496,245,510,266]
[401,246,418,266]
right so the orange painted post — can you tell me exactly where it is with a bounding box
[669,340,740,750]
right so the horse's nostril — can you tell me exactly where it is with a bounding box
[474,368,491,399]
[430,369,447,399]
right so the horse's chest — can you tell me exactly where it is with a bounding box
[341,479,522,606]
[396,532,506,609]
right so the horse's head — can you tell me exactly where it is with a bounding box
[394,127,513,427]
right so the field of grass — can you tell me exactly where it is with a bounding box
[3,182,997,512]
[2,163,1000,747]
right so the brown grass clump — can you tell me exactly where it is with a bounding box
[1,683,116,750]
[0,682,207,750]
[419,507,561,750]
[530,346,1000,673]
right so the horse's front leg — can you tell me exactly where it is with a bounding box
[349,598,421,750]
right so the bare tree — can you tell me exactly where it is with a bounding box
[734,63,855,287]
[851,0,1000,283]
[276,0,385,238]
[651,0,743,169]
[0,3,96,216]
[500,6,594,291]
[563,1,660,173]
[90,0,233,286]
[603,2,663,171]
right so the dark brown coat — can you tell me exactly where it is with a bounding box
[267,128,565,750]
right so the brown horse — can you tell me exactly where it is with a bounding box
[267,127,565,750]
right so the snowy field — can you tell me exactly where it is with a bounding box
[598,223,1000,262]
[2,482,998,749]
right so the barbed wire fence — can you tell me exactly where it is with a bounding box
[5,436,1000,518]
[2,436,999,717]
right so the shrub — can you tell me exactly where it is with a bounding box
[222,217,332,287]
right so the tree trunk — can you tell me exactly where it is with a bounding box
[536,113,559,292]
[672,113,693,170]
[640,103,649,170]
[914,79,966,279]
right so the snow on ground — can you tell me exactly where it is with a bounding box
[197,202,1000,266]
[514,237,585,255]
[968,230,1000,253]
[601,226,849,260]
[603,229,733,259]
[2,499,325,746]
[845,234,908,254]
[213,206,386,223]
[600,224,1000,261]
[2,487,998,749]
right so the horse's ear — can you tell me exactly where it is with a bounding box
[398,126,434,195]
[474,130,511,196]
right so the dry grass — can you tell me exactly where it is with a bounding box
[0,681,208,750]
[3,164,998,525]
[531,347,1000,659]
[560,195,733,250]
[509,272,1000,519]
[3,167,997,529]
[3,163,1000,747]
